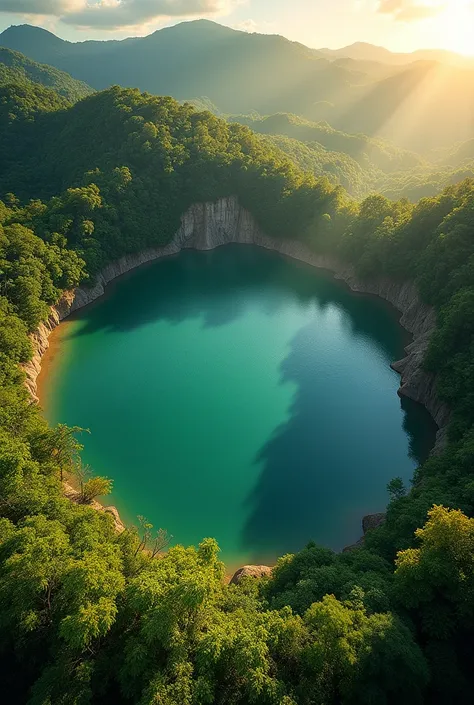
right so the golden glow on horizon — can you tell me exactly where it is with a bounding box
[428,0,474,55]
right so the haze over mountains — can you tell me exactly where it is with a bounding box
[1,20,474,153]
[319,42,474,68]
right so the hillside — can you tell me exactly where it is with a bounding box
[259,133,374,198]
[443,138,474,166]
[0,81,69,127]
[1,80,474,703]
[0,21,354,116]
[0,47,93,102]
[229,112,424,172]
[2,21,473,152]
[262,129,474,202]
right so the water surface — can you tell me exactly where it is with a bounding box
[41,246,437,568]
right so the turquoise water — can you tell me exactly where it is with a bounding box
[42,246,437,568]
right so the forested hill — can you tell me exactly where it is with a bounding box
[229,113,474,202]
[0,47,93,102]
[1,81,474,704]
[0,21,353,114]
[2,21,474,151]
[0,84,347,273]
[230,112,423,172]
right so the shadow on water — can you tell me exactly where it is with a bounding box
[401,395,438,466]
[60,246,438,560]
[239,316,438,563]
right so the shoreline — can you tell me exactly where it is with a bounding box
[26,195,451,559]
[36,317,73,408]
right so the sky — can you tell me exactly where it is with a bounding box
[0,0,473,56]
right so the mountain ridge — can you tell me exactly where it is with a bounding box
[1,21,473,152]
[318,40,474,68]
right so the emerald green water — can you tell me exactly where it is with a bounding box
[42,246,437,568]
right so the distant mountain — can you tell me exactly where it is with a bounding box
[443,138,474,166]
[319,42,474,69]
[0,47,93,102]
[1,21,473,152]
[0,21,365,115]
[329,56,404,82]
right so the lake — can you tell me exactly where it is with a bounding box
[40,245,437,569]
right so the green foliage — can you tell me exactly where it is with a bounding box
[80,477,113,504]
[231,113,474,203]
[2,21,474,152]
[0,217,85,329]
[259,133,374,199]
[0,47,93,102]
[396,506,474,633]
[1,79,474,703]
[230,112,423,173]
[395,506,474,703]
[0,80,68,128]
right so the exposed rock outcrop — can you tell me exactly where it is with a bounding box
[24,195,450,454]
[63,481,126,533]
[230,565,273,585]
[362,512,386,534]
[343,512,387,552]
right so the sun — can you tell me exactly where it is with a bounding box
[431,0,474,55]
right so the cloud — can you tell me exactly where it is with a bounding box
[235,18,257,33]
[378,0,446,21]
[233,18,277,35]
[0,0,241,28]
[0,0,79,11]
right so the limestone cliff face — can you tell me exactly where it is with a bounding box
[24,196,449,449]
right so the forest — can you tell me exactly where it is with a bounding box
[0,73,474,705]
[1,40,473,205]
[1,20,474,152]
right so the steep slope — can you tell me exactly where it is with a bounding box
[2,21,473,152]
[0,81,68,127]
[259,133,373,198]
[0,47,93,101]
[229,112,424,172]
[0,21,367,115]
[261,130,474,202]
[443,138,474,166]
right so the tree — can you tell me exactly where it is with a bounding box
[395,505,474,637]
[80,476,113,504]
[387,477,407,502]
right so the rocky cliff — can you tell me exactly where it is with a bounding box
[24,196,449,449]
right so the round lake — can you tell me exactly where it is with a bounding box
[41,245,437,569]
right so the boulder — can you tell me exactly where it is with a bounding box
[230,565,273,585]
